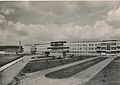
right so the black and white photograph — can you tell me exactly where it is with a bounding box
[0,1,120,85]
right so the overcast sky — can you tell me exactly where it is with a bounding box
[0,1,120,45]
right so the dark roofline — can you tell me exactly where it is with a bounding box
[0,46,22,50]
[67,39,120,43]
[51,41,67,43]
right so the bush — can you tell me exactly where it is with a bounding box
[58,57,62,59]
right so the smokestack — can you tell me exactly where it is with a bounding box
[19,41,22,52]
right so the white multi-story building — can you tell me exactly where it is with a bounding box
[64,41,99,56]
[47,41,69,58]
[23,45,32,54]
[97,40,120,56]
[64,40,120,56]
[23,40,120,56]
[23,43,50,55]
[36,44,50,55]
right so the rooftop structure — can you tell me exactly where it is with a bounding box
[47,41,69,58]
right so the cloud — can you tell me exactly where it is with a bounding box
[106,7,120,28]
[0,8,15,15]
[1,2,120,45]
[0,14,29,45]
[19,20,120,43]
[1,16,120,45]
[0,14,7,30]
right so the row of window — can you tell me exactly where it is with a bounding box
[69,51,97,53]
[101,43,117,46]
[70,47,96,50]
[100,47,118,50]
[65,42,120,47]
[69,54,97,56]
[64,43,98,47]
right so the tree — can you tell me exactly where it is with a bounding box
[44,52,50,57]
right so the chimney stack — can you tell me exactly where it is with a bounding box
[19,41,22,52]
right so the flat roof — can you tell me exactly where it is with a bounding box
[67,39,120,43]
[51,41,67,43]
[0,46,22,51]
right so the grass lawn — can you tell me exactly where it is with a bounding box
[0,54,22,67]
[45,57,107,79]
[85,59,120,85]
[21,56,93,73]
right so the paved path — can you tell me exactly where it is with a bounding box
[85,59,120,85]
[17,56,115,85]
[71,56,116,85]
[0,55,34,85]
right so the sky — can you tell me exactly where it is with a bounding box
[0,1,120,45]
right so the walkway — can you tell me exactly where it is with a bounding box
[0,55,33,85]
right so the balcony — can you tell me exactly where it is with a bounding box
[46,49,69,52]
[47,46,69,49]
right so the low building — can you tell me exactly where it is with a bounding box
[36,44,50,55]
[23,45,31,54]
[23,43,51,55]
[0,46,23,54]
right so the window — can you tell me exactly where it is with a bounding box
[101,43,106,46]
[74,44,76,46]
[101,47,106,50]
[89,44,91,46]
[111,43,116,45]
[85,48,87,50]
[91,47,94,50]
[111,47,116,50]
[83,44,85,46]
[95,44,97,46]
[79,48,82,50]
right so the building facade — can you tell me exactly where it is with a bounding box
[36,44,50,55]
[64,40,120,56]
[47,41,69,58]
[64,41,99,56]
[0,46,23,54]
[23,44,50,55]
[97,40,120,56]
[23,40,120,57]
